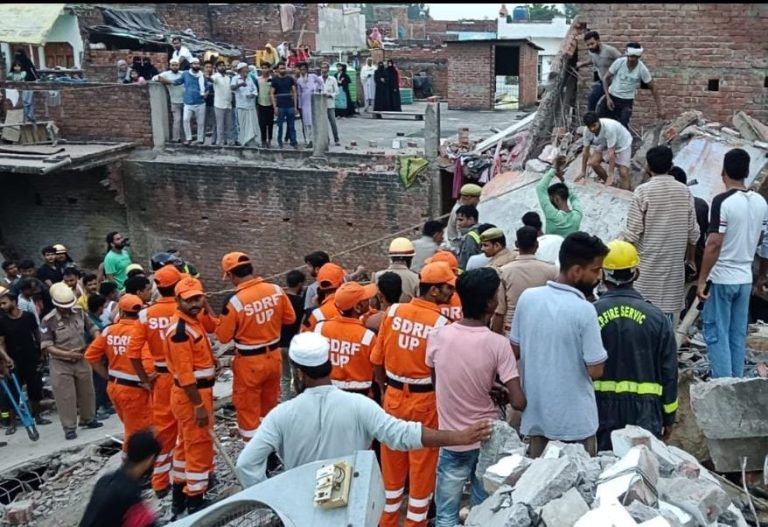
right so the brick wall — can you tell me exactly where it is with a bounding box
[577,3,768,127]
[446,42,493,109]
[519,43,539,107]
[155,3,212,40]
[0,81,153,146]
[84,50,168,83]
[381,47,449,98]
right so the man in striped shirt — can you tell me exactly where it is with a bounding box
[622,146,699,325]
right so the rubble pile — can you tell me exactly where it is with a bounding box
[466,421,752,527]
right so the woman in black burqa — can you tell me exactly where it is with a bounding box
[386,60,402,112]
[373,61,389,111]
[336,64,356,118]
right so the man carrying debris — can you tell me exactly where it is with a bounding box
[445,183,482,252]
[622,146,699,326]
[511,232,609,457]
[699,148,768,378]
[374,238,421,302]
[600,42,663,129]
[371,262,455,527]
[427,268,526,527]
[235,332,493,489]
[537,162,583,235]
[216,252,296,441]
[577,30,622,112]
[479,227,517,270]
[594,241,678,451]
[577,112,633,189]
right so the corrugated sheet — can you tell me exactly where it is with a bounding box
[0,4,65,45]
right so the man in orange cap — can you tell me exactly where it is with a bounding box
[85,294,152,453]
[164,277,218,516]
[371,262,455,527]
[302,262,345,332]
[216,252,296,442]
[127,264,184,496]
[314,281,379,396]
[425,251,463,322]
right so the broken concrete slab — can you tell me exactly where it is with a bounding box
[574,497,638,527]
[690,378,768,471]
[626,501,664,524]
[596,446,659,507]
[6,499,35,524]
[658,500,695,527]
[657,477,732,526]
[525,158,550,173]
[483,453,531,493]
[732,111,768,143]
[511,456,578,508]
[465,485,514,526]
[540,487,589,527]
[474,420,525,483]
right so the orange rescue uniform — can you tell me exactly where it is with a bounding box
[301,293,341,333]
[439,293,463,322]
[129,297,177,491]
[164,311,217,497]
[215,277,296,440]
[85,319,152,452]
[315,316,377,394]
[370,299,449,527]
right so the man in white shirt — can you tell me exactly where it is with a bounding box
[600,42,663,129]
[698,148,768,378]
[360,57,377,112]
[320,62,340,146]
[577,112,633,189]
[231,62,259,146]
[235,332,492,487]
[212,60,234,146]
[170,36,193,70]
[152,59,184,142]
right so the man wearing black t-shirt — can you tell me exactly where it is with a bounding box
[0,287,52,435]
[37,246,63,286]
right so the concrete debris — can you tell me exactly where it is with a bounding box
[690,378,768,472]
[524,158,550,173]
[474,420,525,483]
[468,426,749,527]
[720,126,742,137]
[731,111,768,143]
[5,499,35,525]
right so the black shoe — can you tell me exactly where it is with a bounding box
[171,483,187,516]
[35,416,52,425]
[186,494,212,515]
[79,420,104,429]
[155,486,170,499]
[5,424,16,436]
[65,430,77,440]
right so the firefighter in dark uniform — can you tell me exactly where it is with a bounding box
[593,240,678,451]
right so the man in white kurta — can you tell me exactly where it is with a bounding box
[230,62,259,146]
[360,58,377,113]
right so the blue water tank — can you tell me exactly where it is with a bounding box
[512,6,529,21]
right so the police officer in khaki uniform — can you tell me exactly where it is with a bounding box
[373,238,420,303]
[41,283,104,440]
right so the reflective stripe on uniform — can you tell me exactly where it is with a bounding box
[193,367,216,378]
[384,501,402,513]
[468,231,481,244]
[592,380,663,396]
[234,337,280,350]
[406,510,429,522]
[663,399,679,414]
[361,329,375,346]
[238,427,258,438]
[386,370,432,385]
[332,380,372,390]
[229,295,244,313]
[385,488,404,499]
[154,361,167,368]
[108,369,141,382]
[408,495,432,508]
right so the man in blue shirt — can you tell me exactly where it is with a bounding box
[270,62,299,149]
[161,57,208,145]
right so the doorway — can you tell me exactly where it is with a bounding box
[494,45,520,110]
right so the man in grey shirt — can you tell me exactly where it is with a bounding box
[510,232,609,457]
[236,332,492,487]
[577,30,621,112]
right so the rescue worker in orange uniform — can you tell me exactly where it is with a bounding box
[314,281,379,396]
[127,265,184,497]
[164,277,218,516]
[371,262,455,527]
[215,252,296,441]
[302,262,346,332]
[366,272,403,333]
[85,294,153,453]
[425,251,463,321]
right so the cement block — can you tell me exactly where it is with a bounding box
[611,426,687,477]
[525,159,550,173]
[512,456,578,508]
[626,501,664,523]
[718,503,749,527]
[483,453,531,493]
[658,500,695,527]
[540,488,589,527]
[493,503,532,527]
[597,446,659,506]
[657,477,731,526]
[475,420,524,483]
[466,485,514,526]
[574,498,638,527]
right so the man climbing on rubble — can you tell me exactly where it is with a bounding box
[85,294,153,453]
[164,277,219,516]
[599,42,663,129]
[427,268,526,527]
[593,240,678,451]
[622,145,699,326]
[511,232,609,457]
[577,30,622,112]
[374,238,420,302]
[235,332,493,488]
[479,227,517,271]
[699,148,768,378]
[577,112,633,189]
[216,252,296,441]
[371,262,456,527]
[537,159,584,234]
[445,184,482,252]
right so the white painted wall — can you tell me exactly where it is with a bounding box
[497,16,567,82]
[44,14,84,68]
[316,6,366,52]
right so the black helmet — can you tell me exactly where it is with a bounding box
[150,252,183,271]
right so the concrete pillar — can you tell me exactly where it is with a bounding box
[312,92,330,157]
[148,82,169,148]
[424,102,442,217]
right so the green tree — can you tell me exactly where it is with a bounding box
[526,3,563,21]
[563,3,580,20]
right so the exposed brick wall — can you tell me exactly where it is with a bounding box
[446,42,493,109]
[0,166,127,271]
[0,81,153,146]
[84,50,168,83]
[155,3,212,40]
[576,3,768,127]
[519,43,539,107]
[380,47,448,98]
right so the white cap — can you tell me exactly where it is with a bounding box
[169,58,180,65]
[190,57,200,64]
[236,62,248,71]
[289,333,330,367]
